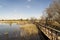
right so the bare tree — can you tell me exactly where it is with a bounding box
[30,17,37,23]
[45,0,60,24]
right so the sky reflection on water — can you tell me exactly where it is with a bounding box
[0,23,40,40]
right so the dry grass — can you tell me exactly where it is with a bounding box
[20,24,40,40]
[18,21,30,25]
[20,24,38,36]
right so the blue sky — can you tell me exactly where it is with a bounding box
[0,0,52,19]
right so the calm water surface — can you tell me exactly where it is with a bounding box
[0,23,20,40]
[0,23,40,40]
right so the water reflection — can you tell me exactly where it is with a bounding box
[0,23,40,40]
[0,23,20,40]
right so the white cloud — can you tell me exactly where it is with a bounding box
[26,5,31,8]
[27,0,31,2]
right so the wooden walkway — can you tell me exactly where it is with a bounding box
[33,22,60,40]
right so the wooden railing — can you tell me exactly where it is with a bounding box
[32,21,60,40]
[39,24,60,40]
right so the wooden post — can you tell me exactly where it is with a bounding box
[55,31,58,40]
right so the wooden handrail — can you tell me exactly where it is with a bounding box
[45,26,60,33]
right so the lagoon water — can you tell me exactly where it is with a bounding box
[0,23,21,40]
[0,23,40,40]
